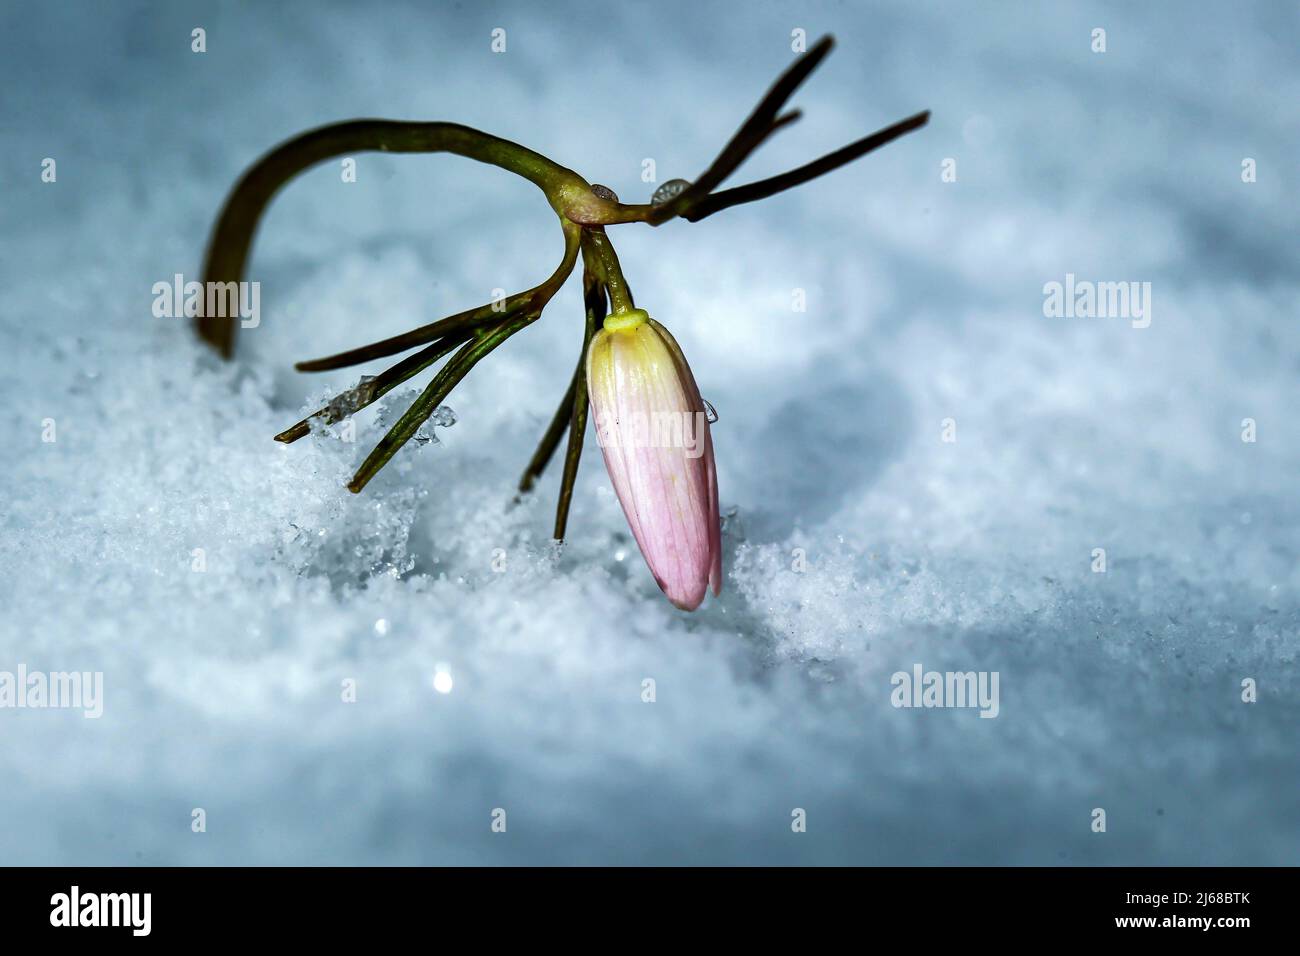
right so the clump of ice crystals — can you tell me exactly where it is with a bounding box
[324,374,376,420]
[412,405,456,446]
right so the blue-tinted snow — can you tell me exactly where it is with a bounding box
[0,1,1296,864]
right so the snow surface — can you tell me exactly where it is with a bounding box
[1,0,1297,864]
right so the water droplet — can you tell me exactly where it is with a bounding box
[703,398,718,423]
[720,506,746,542]
[614,548,627,562]
[590,183,619,202]
[430,405,457,427]
[412,424,440,447]
[374,618,389,635]
[651,178,692,206]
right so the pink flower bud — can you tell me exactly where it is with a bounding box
[586,309,721,610]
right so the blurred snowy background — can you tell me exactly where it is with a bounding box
[1,0,1297,864]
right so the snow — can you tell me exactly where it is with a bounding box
[1,0,1297,864]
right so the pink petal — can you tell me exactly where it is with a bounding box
[587,319,721,610]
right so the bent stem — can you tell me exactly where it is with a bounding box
[199,120,588,357]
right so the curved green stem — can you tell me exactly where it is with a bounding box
[200,120,588,357]
[582,227,635,314]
